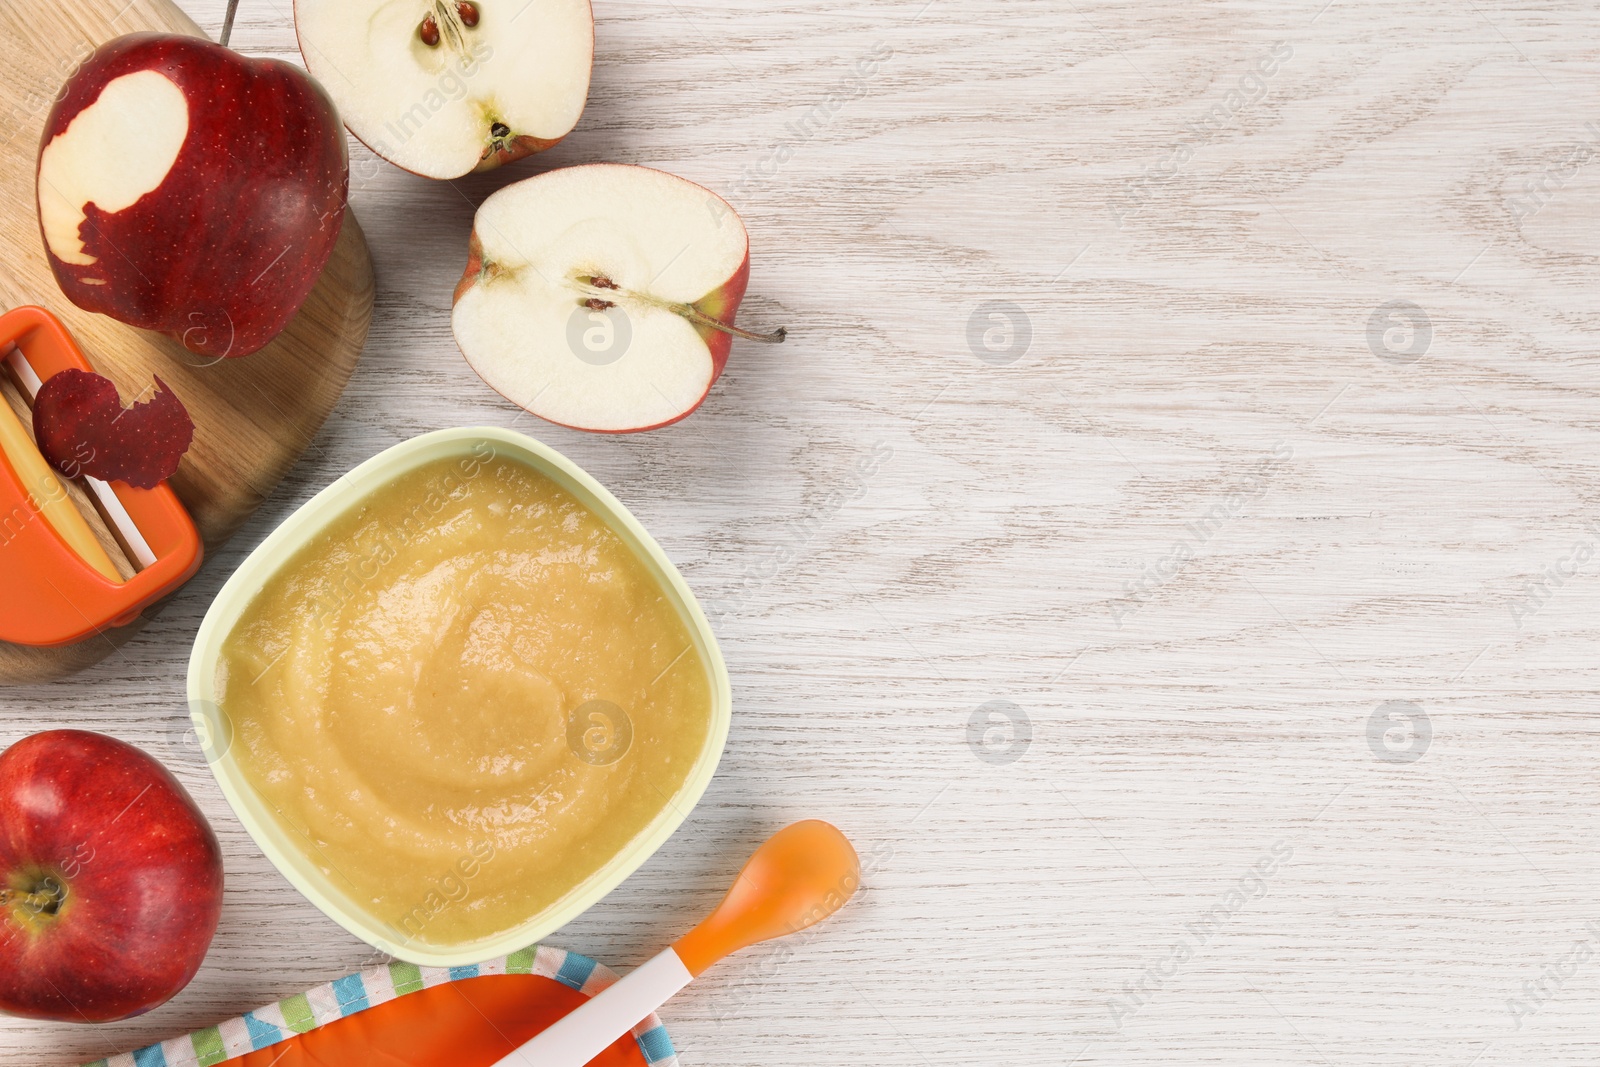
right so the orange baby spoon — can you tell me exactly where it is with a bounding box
[495,821,860,1067]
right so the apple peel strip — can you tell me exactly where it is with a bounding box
[2,344,155,567]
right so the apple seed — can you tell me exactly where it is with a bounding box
[580,276,618,311]
[419,1,477,52]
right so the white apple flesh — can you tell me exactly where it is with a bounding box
[295,0,593,180]
[452,164,784,433]
[37,70,188,268]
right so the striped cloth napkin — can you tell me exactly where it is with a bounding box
[83,945,677,1067]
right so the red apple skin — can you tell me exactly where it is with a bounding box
[0,730,224,1022]
[472,132,566,175]
[37,33,348,358]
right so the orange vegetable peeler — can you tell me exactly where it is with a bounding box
[0,306,201,646]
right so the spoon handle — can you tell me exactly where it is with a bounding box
[492,948,693,1067]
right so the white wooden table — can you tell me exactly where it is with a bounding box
[7,0,1600,1063]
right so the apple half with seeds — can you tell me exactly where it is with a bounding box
[295,0,593,180]
[452,164,786,433]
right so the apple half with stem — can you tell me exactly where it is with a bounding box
[452,164,786,433]
[36,33,348,359]
[295,0,593,180]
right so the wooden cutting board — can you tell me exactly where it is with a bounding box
[0,0,374,684]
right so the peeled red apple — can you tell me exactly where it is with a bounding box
[452,164,785,433]
[0,730,224,1022]
[36,33,348,359]
[295,0,593,180]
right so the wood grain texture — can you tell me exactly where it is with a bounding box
[4,0,1600,1064]
[0,0,374,684]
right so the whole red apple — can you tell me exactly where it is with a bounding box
[36,33,348,358]
[0,730,224,1022]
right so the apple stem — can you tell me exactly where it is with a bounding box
[572,276,787,345]
[0,886,63,915]
[220,0,240,47]
[673,304,789,345]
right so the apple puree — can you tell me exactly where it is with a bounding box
[215,450,712,948]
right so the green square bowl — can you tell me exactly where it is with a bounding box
[186,426,731,967]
